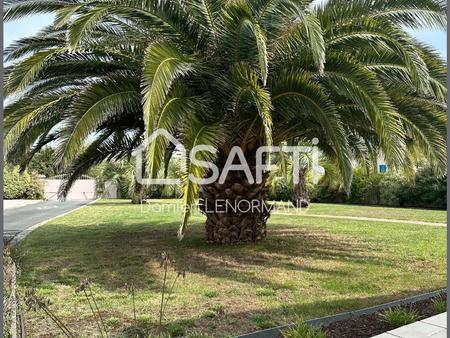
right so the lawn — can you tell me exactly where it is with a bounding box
[16,199,446,337]
[273,201,447,223]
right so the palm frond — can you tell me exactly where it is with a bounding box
[271,70,353,189]
[4,48,63,95]
[178,117,224,239]
[59,73,140,164]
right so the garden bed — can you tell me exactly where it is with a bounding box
[325,291,446,338]
[239,289,446,338]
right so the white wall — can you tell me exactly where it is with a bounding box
[44,179,96,200]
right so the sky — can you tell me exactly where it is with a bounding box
[4,14,447,58]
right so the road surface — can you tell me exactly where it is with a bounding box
[3,200,91,242]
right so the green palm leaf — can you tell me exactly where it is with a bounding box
[178,117,224,239]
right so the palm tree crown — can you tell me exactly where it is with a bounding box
[4,0,447,240]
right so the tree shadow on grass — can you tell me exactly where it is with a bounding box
[17,217,390,293]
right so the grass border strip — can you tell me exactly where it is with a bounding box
[237,289,447,338]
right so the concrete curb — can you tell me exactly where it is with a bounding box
[237,289,447,338]
[9,199,99,247]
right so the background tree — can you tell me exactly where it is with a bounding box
[4,0,447,243]
[28,147,58,177]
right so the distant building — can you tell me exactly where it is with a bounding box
[377,154,388,173]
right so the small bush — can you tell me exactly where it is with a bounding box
[135,314,153,328]
[268,177,292,201]
[166,319,195,337]
[166,322,185,337]
[282,321,326,338]
[397,168,447,209]
[380,307,419,327]
[256,288,275,297]
[106,317,120,328]
[4,166,44,199]
[308,166,446,209]
[204,290,219,298]
[252,314,275,329]
[432,296,446,314]
[202,303,225,318]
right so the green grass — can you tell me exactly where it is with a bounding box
[281,321,327,338]
[204,290,219,298]
[252,314,276,329]
[379,307,419,327]
[16,199,446,337]
[432,296,447,314]
[273,201,447,223]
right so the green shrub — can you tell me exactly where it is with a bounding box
[348,169,382,204]
[204,290,219,298]
[308,166,446,209]
[282,321,326,338]
[106,317,120,328]
[28,147,58,177]
[252,314,276,329]
[432,296,446,314]
[4,166,44,199]
[397,168,446,209]
[380,307,419,327]
[166,319,195,337]
[268,177,292,201]
[256,288,276,297]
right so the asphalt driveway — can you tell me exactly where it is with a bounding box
[3,200,91,241]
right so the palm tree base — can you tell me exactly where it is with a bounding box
[291,168,310,208]
[199,172,271,244]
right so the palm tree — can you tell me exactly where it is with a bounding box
[267,140,313,207]
[4,0,447,243]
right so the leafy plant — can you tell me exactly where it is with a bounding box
[380,307,419,327]
[252,314,276,329]
[202,303,225,319]
[166,319,195,337]
[432,296,447,314]
[204,290,219,298]
[4,165,44,200]
[28,147,58,177]
[282,320,326,338]
[311,165,447,209]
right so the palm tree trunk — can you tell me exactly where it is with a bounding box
[291,167,310,208]
[199,156,272,244]
[131,181,144,204]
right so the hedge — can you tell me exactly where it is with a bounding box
[269,167,446,209]
[4,166,44,200]
[310,167,446,209]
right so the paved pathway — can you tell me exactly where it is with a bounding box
[273,212,446,227]
[372,313,446,338]
[3,200,92,242]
